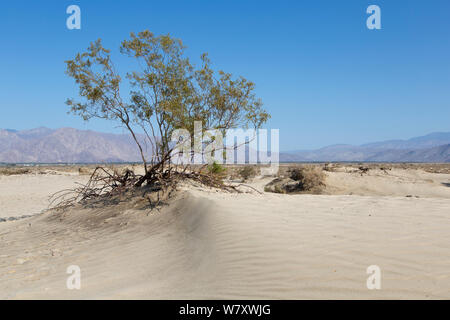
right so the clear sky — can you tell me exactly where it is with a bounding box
[0,0,449,150]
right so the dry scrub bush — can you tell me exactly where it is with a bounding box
[60,30,270,210]
[78,167,93,175]
[238,166,257,181]
[264,182,285,194]
[0,167,30,176]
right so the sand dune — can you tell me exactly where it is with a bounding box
[323,167,450,198]
[1,165,450,299]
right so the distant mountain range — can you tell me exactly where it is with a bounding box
[0,128,449,163]
[0,127,148,163]
[281,132,450,162]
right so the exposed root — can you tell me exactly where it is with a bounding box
[49,166,142,210]
[49,165,241,211]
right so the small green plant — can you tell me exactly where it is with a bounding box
[208,161,226,176]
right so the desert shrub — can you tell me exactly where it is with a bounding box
[208,161,226,176]
[289,166,326,192]
[238,166,257,181]
[0,167,30,176]
[264,182,285,194]
[264,177,289,194]
[78,167,92,175]
[273,184,285,194]
[289,168,303,181]
[57,30,270,209]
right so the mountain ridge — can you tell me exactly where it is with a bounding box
[0,127,149,163]
[1,127,449,163]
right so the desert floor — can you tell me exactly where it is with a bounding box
[0,164,449,299]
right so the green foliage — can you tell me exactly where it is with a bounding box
[0,167,30,176]
[65,30,270,173]
[208,161,226,175]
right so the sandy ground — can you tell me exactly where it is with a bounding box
[0,172,88,219]
[0,166,449,299]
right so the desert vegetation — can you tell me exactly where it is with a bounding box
[207,161,226,177]
[238,166,257,181]
[264,165,326,194]
[58,30,270,208]
[0,167,30,176]
[289,166,326,192]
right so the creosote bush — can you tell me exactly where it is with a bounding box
[264,166,326,195]
[58,29,270,209]
[289,166,326,192]
[0,167,30,176]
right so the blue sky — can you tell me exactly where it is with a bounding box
[0,0,449,150]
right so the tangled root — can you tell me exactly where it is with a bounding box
[49,165,241,211]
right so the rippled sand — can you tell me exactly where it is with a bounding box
[0,167,449,299]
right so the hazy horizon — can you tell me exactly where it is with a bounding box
[1,126,449,153]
